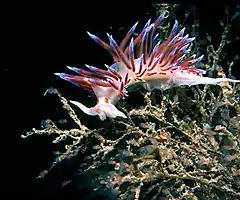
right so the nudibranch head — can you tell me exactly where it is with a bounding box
[55,12,240,120]
[70,97,127,121]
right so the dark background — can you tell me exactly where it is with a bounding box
[3,2,239,198]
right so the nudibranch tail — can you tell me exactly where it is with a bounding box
[172,71,240,87]
[55,12,240,120]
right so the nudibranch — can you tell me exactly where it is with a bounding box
[55,13,240,121]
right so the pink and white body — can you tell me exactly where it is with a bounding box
[55,13,240,121]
